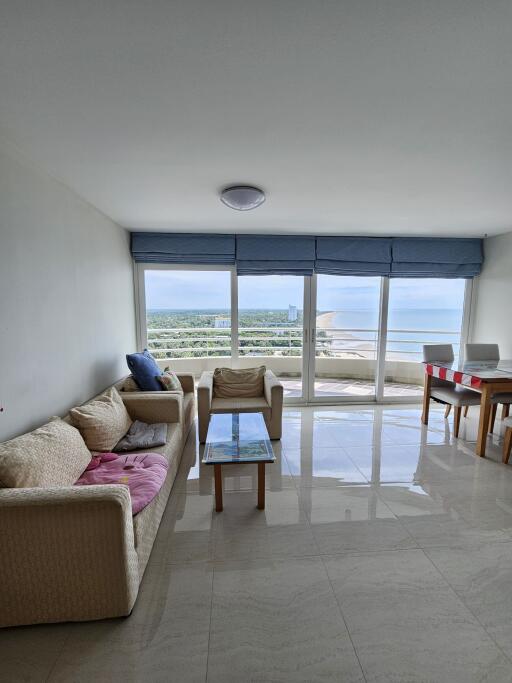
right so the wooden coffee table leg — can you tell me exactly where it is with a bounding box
[257,462,265,510]
[214,464,223,512]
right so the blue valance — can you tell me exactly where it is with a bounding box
[131,232,484,278]
[316,237,392,276]
[131,233,236,264]
[236,235,316,275]
[391,238,483,278]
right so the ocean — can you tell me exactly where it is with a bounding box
[325,308,463,359]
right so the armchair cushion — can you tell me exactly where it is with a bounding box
[213,366,266,398]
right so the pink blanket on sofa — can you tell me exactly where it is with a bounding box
[75,452,168,515]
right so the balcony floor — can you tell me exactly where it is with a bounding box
[281,377,424,399]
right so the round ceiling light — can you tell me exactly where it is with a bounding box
[220,185,265,211]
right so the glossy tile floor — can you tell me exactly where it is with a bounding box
[5,405,512,682]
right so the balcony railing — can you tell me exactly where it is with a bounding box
[147,326,461,360]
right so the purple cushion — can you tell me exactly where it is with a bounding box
[75,452,168,515]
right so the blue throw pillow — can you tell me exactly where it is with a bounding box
[126,349,163,391]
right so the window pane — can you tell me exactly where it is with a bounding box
[237,275,304,398]
[144,269,231,360]
[384,278,466,397]
[314,275,381,398]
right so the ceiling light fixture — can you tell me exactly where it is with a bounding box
[220,185,265,211]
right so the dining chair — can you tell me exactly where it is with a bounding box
[502,417,512,464]
[423,344,481,437]
[464,343,512,431]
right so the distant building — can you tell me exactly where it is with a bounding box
[214,318,230,328]
[288,305,298,322]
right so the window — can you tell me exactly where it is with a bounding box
[238,275,305,398]
[143,269,232,364]
[138,265,471,403]
[383,278,467,397]
[314,275,382,398]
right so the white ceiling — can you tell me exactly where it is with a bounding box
[1,1,512,236]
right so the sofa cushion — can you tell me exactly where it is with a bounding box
[213,366,266,398]
[75,452,168,515]
[211,396,270,415]
[114,421,168,452]
[70,387,133,452]
[126,349,163,392]
[119,375,141,392]
[0,418,91,488]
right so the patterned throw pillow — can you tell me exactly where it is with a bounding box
[70,387,133,452]
[157,368,183,392]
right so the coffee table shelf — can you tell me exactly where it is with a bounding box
[202,412,276,511]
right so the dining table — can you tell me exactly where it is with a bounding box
[422,359,512,457]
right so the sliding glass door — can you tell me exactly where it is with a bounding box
[137,265,471,405]
[237,275,309,400]
[308,275,382,401]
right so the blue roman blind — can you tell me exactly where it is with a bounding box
[236,235,316,275]
[131,233,236,264]
[391,238,483,278]
[316,237,392,276]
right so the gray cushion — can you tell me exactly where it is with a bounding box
[114,421,168,452]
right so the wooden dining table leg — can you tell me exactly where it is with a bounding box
[476,384,492,457]
[422,373,432,425]
[502,404,510,420]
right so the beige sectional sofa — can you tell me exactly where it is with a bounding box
[0,373,195,629]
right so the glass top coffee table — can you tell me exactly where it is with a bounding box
[202,412,276,512]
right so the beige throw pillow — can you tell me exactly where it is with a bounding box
[70,387,132,452]
[213,366,266,398]
[120,375,140,392]
[0,418,91,488]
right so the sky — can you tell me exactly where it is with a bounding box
[145,270,466,311]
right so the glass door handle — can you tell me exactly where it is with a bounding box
[312,328,316,343]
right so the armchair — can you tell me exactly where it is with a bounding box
[197,369,283,443]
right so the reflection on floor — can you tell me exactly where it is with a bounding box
[282,376,424,398]
[5,405,512,682]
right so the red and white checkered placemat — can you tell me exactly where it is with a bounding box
[424,363,482,389]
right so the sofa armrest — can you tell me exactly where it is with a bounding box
[197,371,213,443]
[263,370,283,439]
[121,392,182,424]
[176,373,195,394]
[0,485,139,627]
[264,370,283,407]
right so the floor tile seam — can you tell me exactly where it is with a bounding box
[319,554,368,683]
[336,445,373,484]
[204,561,215,683]
[420,548,512,666]
[44,631,73,683]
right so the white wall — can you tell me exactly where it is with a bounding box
[470,231,512,357]
[0,142,136,440]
